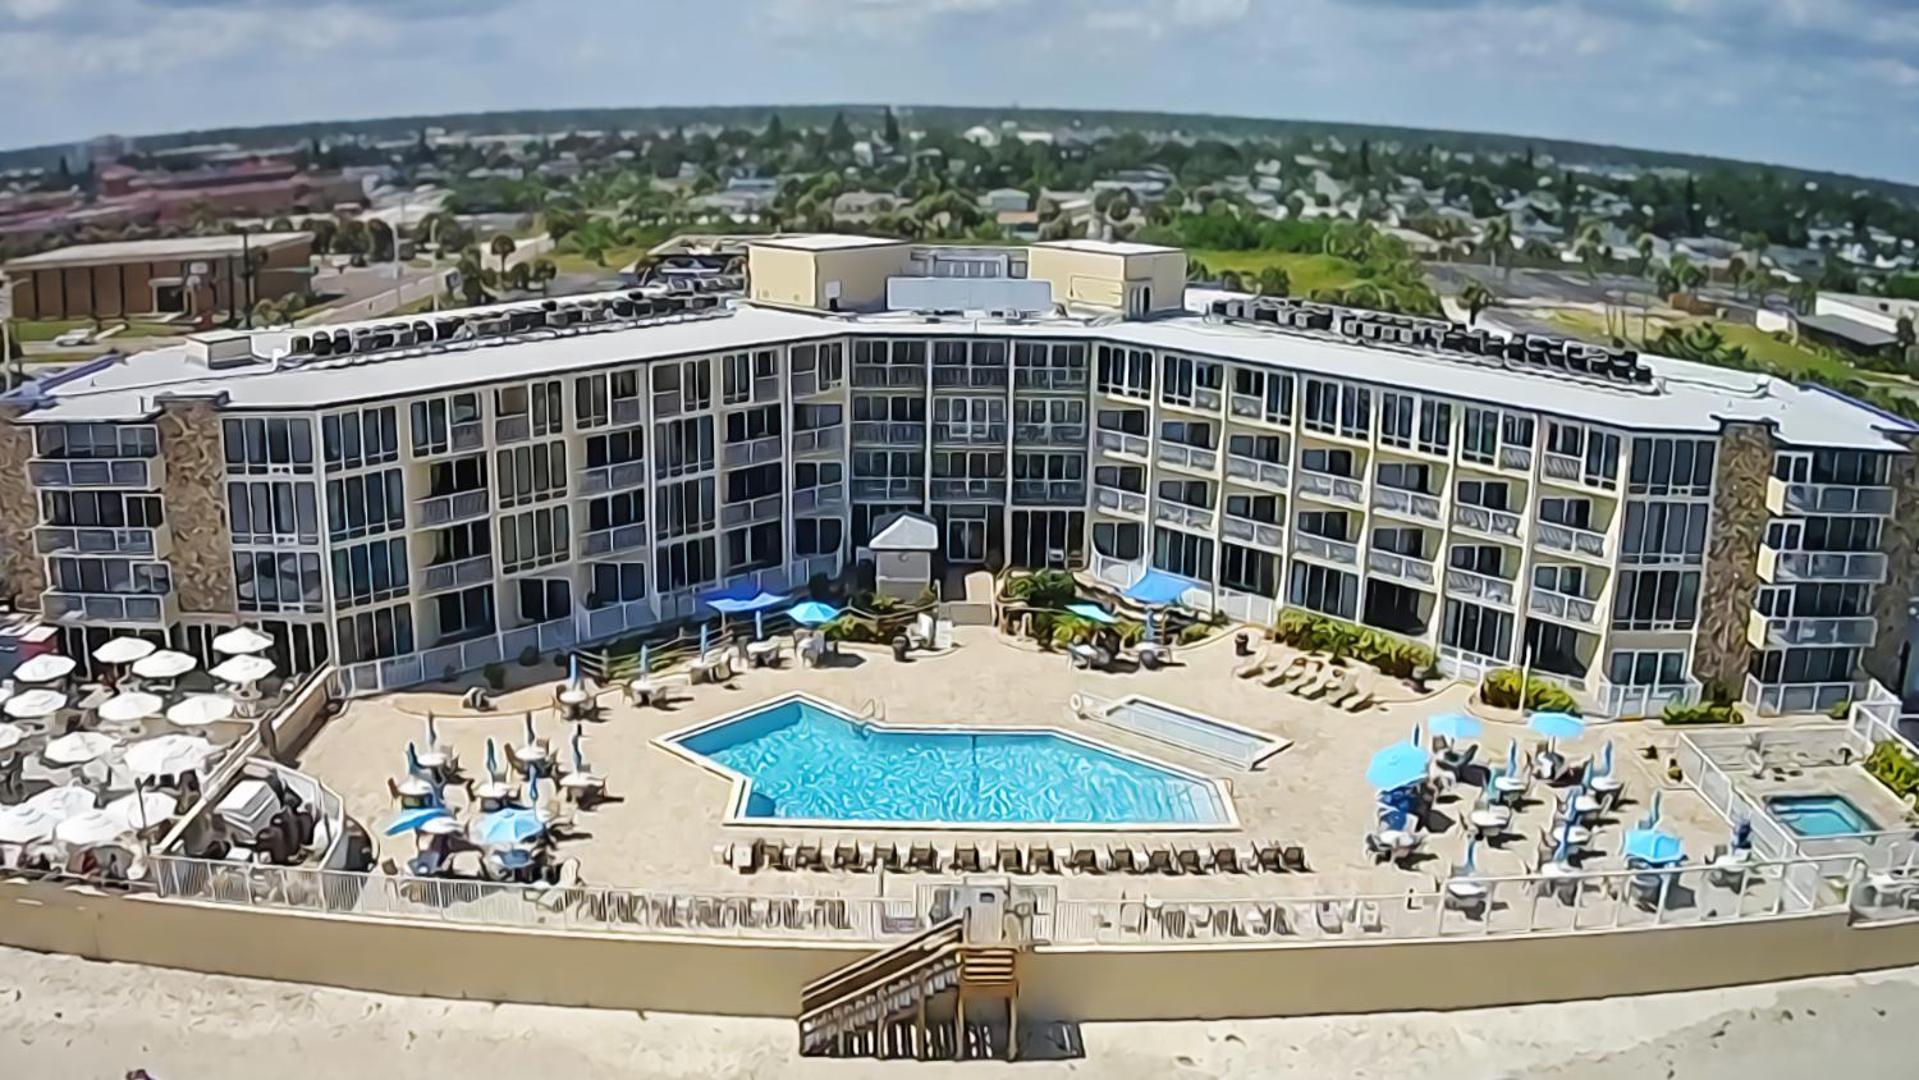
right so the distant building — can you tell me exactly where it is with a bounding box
[979,188,1030,215]
[2,233,313,321]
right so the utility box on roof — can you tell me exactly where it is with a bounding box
[1027,239,1186,318]
[747,235,910,314]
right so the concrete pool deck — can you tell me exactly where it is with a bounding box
[295,627,1840,901]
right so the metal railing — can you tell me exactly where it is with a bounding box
[1373,486,1442,523]
[1012,423,1087,447]
[791,427,845,455]
[1762,548,1889,584]
[721,494,783,528]
[1452,503,1522,539]
[930,423,1006,446]
[793,483,846,514]
[851,477,923,501]
[1224,454,1289,491]
[33,524,165,557]
[1746,611,1877,649]
[1529,586,1599,628]
[1742,675,1864,718]
[28,457,159,489]
[1014,369,1088,392]
[1445,567,1515,607]
[722,435,784,468]
[1012,479,1087,506]
[1156,501,1215,532]
[1771,479,1895,517]
[1222,515,1285,550]
[582,521,650,558]
[494,415,531,444]
[929,478,1007,502]
[42,590,173,626]
[1535,520,1609,560]
[578,460,648,497]
[1499,445,1533,472]
[420,555,494,595]
[415,488,490,528]
[1094,429,1151,459]
[1297,469,1365,506]
[1295,532,1359,567]
[1593,677,1700,719]
[851,366,925,389]
[1368,549,1436,587]
[1093,485,1148,517]
[1157,443,1220,473]
[850,422,924,447]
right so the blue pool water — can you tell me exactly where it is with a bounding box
[672,698,1231,826]
[1767,794,1879,838]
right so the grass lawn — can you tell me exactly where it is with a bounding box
[11,317,187,343]
[548,245,646,277]
[1547,310,1919,398]
[1187,250,1365,297]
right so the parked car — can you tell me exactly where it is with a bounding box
[50,327,93,348]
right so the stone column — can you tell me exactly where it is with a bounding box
[1692,421,1774,690]
[1865,432,1919,690]
[0,404,46,609]
[155,397,237,617]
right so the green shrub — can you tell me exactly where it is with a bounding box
[1827,697,1854,721]
[481,662,506,690]
[823,614,880,644]
[1662,700,1741,725]
[1004,569,1077,607]
[1866,741,1919,800]
[1176,622,1212,645]
[1115,619,1145,648]
[517,644,540,667]
[1271,610,1435,678]
[1027,610,1058,650]
[1480,669,1579,714]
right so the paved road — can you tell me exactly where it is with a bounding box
[1,944,1913,1078]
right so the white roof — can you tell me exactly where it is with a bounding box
[869,512,940,551]
[1033,239,1180,257]
[4,232,312,270]
[750,234,903,252]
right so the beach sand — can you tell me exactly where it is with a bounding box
[2,946,1913,1079]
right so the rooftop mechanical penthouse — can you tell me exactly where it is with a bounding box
[0,235,1911,717]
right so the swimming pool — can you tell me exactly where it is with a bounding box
[1767,794,1880,838]
[662,695,1235,828]
[1086,695,1290,769]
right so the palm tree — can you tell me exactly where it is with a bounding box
[1898,315,1917,373]
[1482,216,1513,278]
[489,234,517,278]
[1460,281,1493,326]
[1632,230,1656,277]
[530,258,557,296]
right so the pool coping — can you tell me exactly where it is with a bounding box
[652,691,1242,833]
[1764,793,1885,838]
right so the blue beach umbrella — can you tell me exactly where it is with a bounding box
[787,601,841,627]
[1367,742,1431,790]
[699,623,710,656]
[754,608,765,641]
[1641,789,1663,829]
[474,807,545,847]
[1505,740,1519,775]
[1461,837,1479,875]
[639,642,650,675]
[1529,711,1585,741]
[1428,713,1483,741]
[1065,602,1118,625]
[1623,828,1684,866]
[385,806,450,837]
[1600,740,1615,776]
[405,741,423,777]
[568,653,578,685]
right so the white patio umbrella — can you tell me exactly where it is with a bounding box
[211,626,274,656]
[124,734,216,779]
[97,691,164,724]
[131,650,197,680]
[43,730,119,765]
[165,694,236,727]
[12,654,75,684]
[0,722,25,753]
[4,688,68,720]
[0,804,57,844]
[106,790,177,832]
[55,809,132,847]
[209,654,276,686]
[92,636,156,666]
[24,784,97,819]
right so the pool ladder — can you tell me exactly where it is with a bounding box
[858,697,888,725]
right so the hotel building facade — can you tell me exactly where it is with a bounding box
[0,236,1911,719]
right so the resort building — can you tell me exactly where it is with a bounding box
[0,236,1911,719]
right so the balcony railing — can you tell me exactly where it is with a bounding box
[421,555,494,595]
[651,390,686,420]
[1013,369,1087,392]
[1542,452,1582,483]
[1094,429,1150,459]
[1222,515,1284,550]
[1767,477,1896,517]
[1368,549,1436,588]
[1759,547,1889,584]
[1297,469,1364,507]
[1157,442,1219,474]
[1746,610,1877,649]
[1452,503,1522,539]
[931,423,1006,446]
[1535,520,1608,561]
[1224,454,1289,492]
[1012,423,1087,448]
[931,367,1007,389]
[28,457,161,490]
[611,398,643,426]
[851,477,923,502]
[578,460,648,497]
[1012,479,1087,506]
[851,366,925,389]
[416,422,486,459]
[792,483,845,514]
[1294,532,1359,567]
[929,478,1007,502]
[791,427,845,455]
[34,524,167,558]
[723,435,784,468]
[1529,587,1600,628]
[720,494,783,528]
[494,415,531,445]
[850,422,924,447]
[1092,485,1148,517]
[1155,501,1215,533]
[42,590,174,627]
[1499,445,1533,473]
[1228,394,1286,426]
[582,521,652,558]
[1445,567,1515,607]
[415,488,490,528]
[1742,674,1864,718]
[1373,485,1442,524]
[1596,677,1700,720]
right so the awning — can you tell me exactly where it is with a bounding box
[1124,569,1202,608]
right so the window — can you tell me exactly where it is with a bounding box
[1607,650,1688,688]
[1096,408,1147,435]
[229,480,321,545]
[726,404,782,444]
[434,586,495,643]
[1339,385,1372,439]
[1013,342,1087,390]
[655,477,716,539]
[1449,544,1504,576]
[1462,407,1498,465]
[794,402,843,433]
[425,453,487,498]
[795,461,844,491]
[1628,438,1716,496]
[1093,521,1143,560]
[428,521,491,564]
[1221,543,1279,596]
[1532,563,1586,596]
[335,602,415,664]
[411,393,481,456]
[722,353,753,405]
[324,468,405,542]
[1374,527,1425,558]
[1289,561,1357,619]
[795,517,843,557]
[517,578,571,624]
[224,417,315,475]
[792,342,846,393]
[1611,570,1702,630]
[1417,399,1452,456]
[1014,452,1083,481]
[1443,599,1513,661]
[587,490,647,532]
[1225,493,1280,523]
[1013,397,1084,428]
[1538,497,1594,530]
[41,491,164,529]
[233,551,323,614]
[1159,419,1215,449]
[1380,392,1416,449]
[498,506,571,575]
[1297,510,1349,541]
[1152,526,1214,582]
[321,408,398,470]
[1159,354,1220,408]
[725,521,783,572]
[1501,414,1535,454]
[48,557,170,595]
[1620,501,1710,565]
[653,358,711,413]
[331,538,410,608]
[655,416,715,478]
[656,536,718,593]
[1157,478,1211,508]
[854,449,923,479]
[854,394,924,423]
[575,373,611,429]
[1749,647,1860,685]
[1301,447,1354,477]
[1376,462,1430,493]
[1547,421,1620,487]
[1302,378,1339,434]
[585,427,644,469]
[1094,464,1146,492]
[1231,368,1293,424]
[1228,432,1285,464]
[725,463,783,504]
[495,441,568,508]
[1095,344,1153,399]
[1775,449,1890,487]
[1456,480,1510,511]
[589,562,648,608]
[1755,582,1872,619]
[40,423,158,460]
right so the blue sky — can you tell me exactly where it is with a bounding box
[1,0,1915,183]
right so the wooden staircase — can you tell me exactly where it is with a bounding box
[798,920,1022,1060]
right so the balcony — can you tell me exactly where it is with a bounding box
[1445,567,1515,608]
[1534,520,1609,562]
[720,494,783,528]
[416,422,485,460]
[1499,445,1533,473]
[1013,369,1087,393]
[1746,610,1877,649]
[28,457,162,490]
[1155,501,1215,533]
[578,460,648,497]
[1596,677,1700,720]
[582,521,652,557]
[1542,452,1582,484]
[1758,546,1889,584]
[931,423,1007,447]
[1451,503,1522,540]
[931,367,1007,389]
[1742,674,1864,718]
[494,415,531,445]
[1228,394,1285,426]
[790,371,831,398]
[1766,476,1895,517]
[1368,549,1436,588]
[1092,485,1148,518]
[1297,469,1365,507]
[42,590,175,627]
[1294,532,1359,568]
[1012,479,1087,506]
[791,427,845,455]
[1222,514,1284,550]
[1224,454,1289,492]
[1373,486,1442,524]
[851,421,924,447]
[929,478,1007,502]
[851,477,923,502]
[611,398,643,427]
[792,483,845,514]
[34,524,169,558]
[1094,429,1150,460]
[1163,387,1223,415]
[1012,423,1087,448]
[851,366,925,389]
[1157,442,1219,474]
[420,555,494,595]
[415,489,490,528]
[723,435,784,468]
[1528,587,1600,629]
[651,390,686,420]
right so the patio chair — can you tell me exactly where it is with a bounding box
[855,842,877,872]
[1254,842,1286,872]
[1143,847,1176,874]
[1264,655,1314,689]
[1307,668,1353,702]
[833,840,859,870]
[906,841,936,871]
[1027,844,1058,874]
[1067,845,1100,873]
[1107,843,1137,873]
[872,841,901,871]
[796,840,826,871]
[1175,845,1206,874]
[1358,900,1384,933]
[1291,664,1334,698]
[772,841,798,872]
[952,843,982,872]
[1234,646,1273,680]
[996,842,1023,874]
[1281,845,1309,872]
[934,843,956,871]
[1315,901,1347,934]
[1325,670,1362,707]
